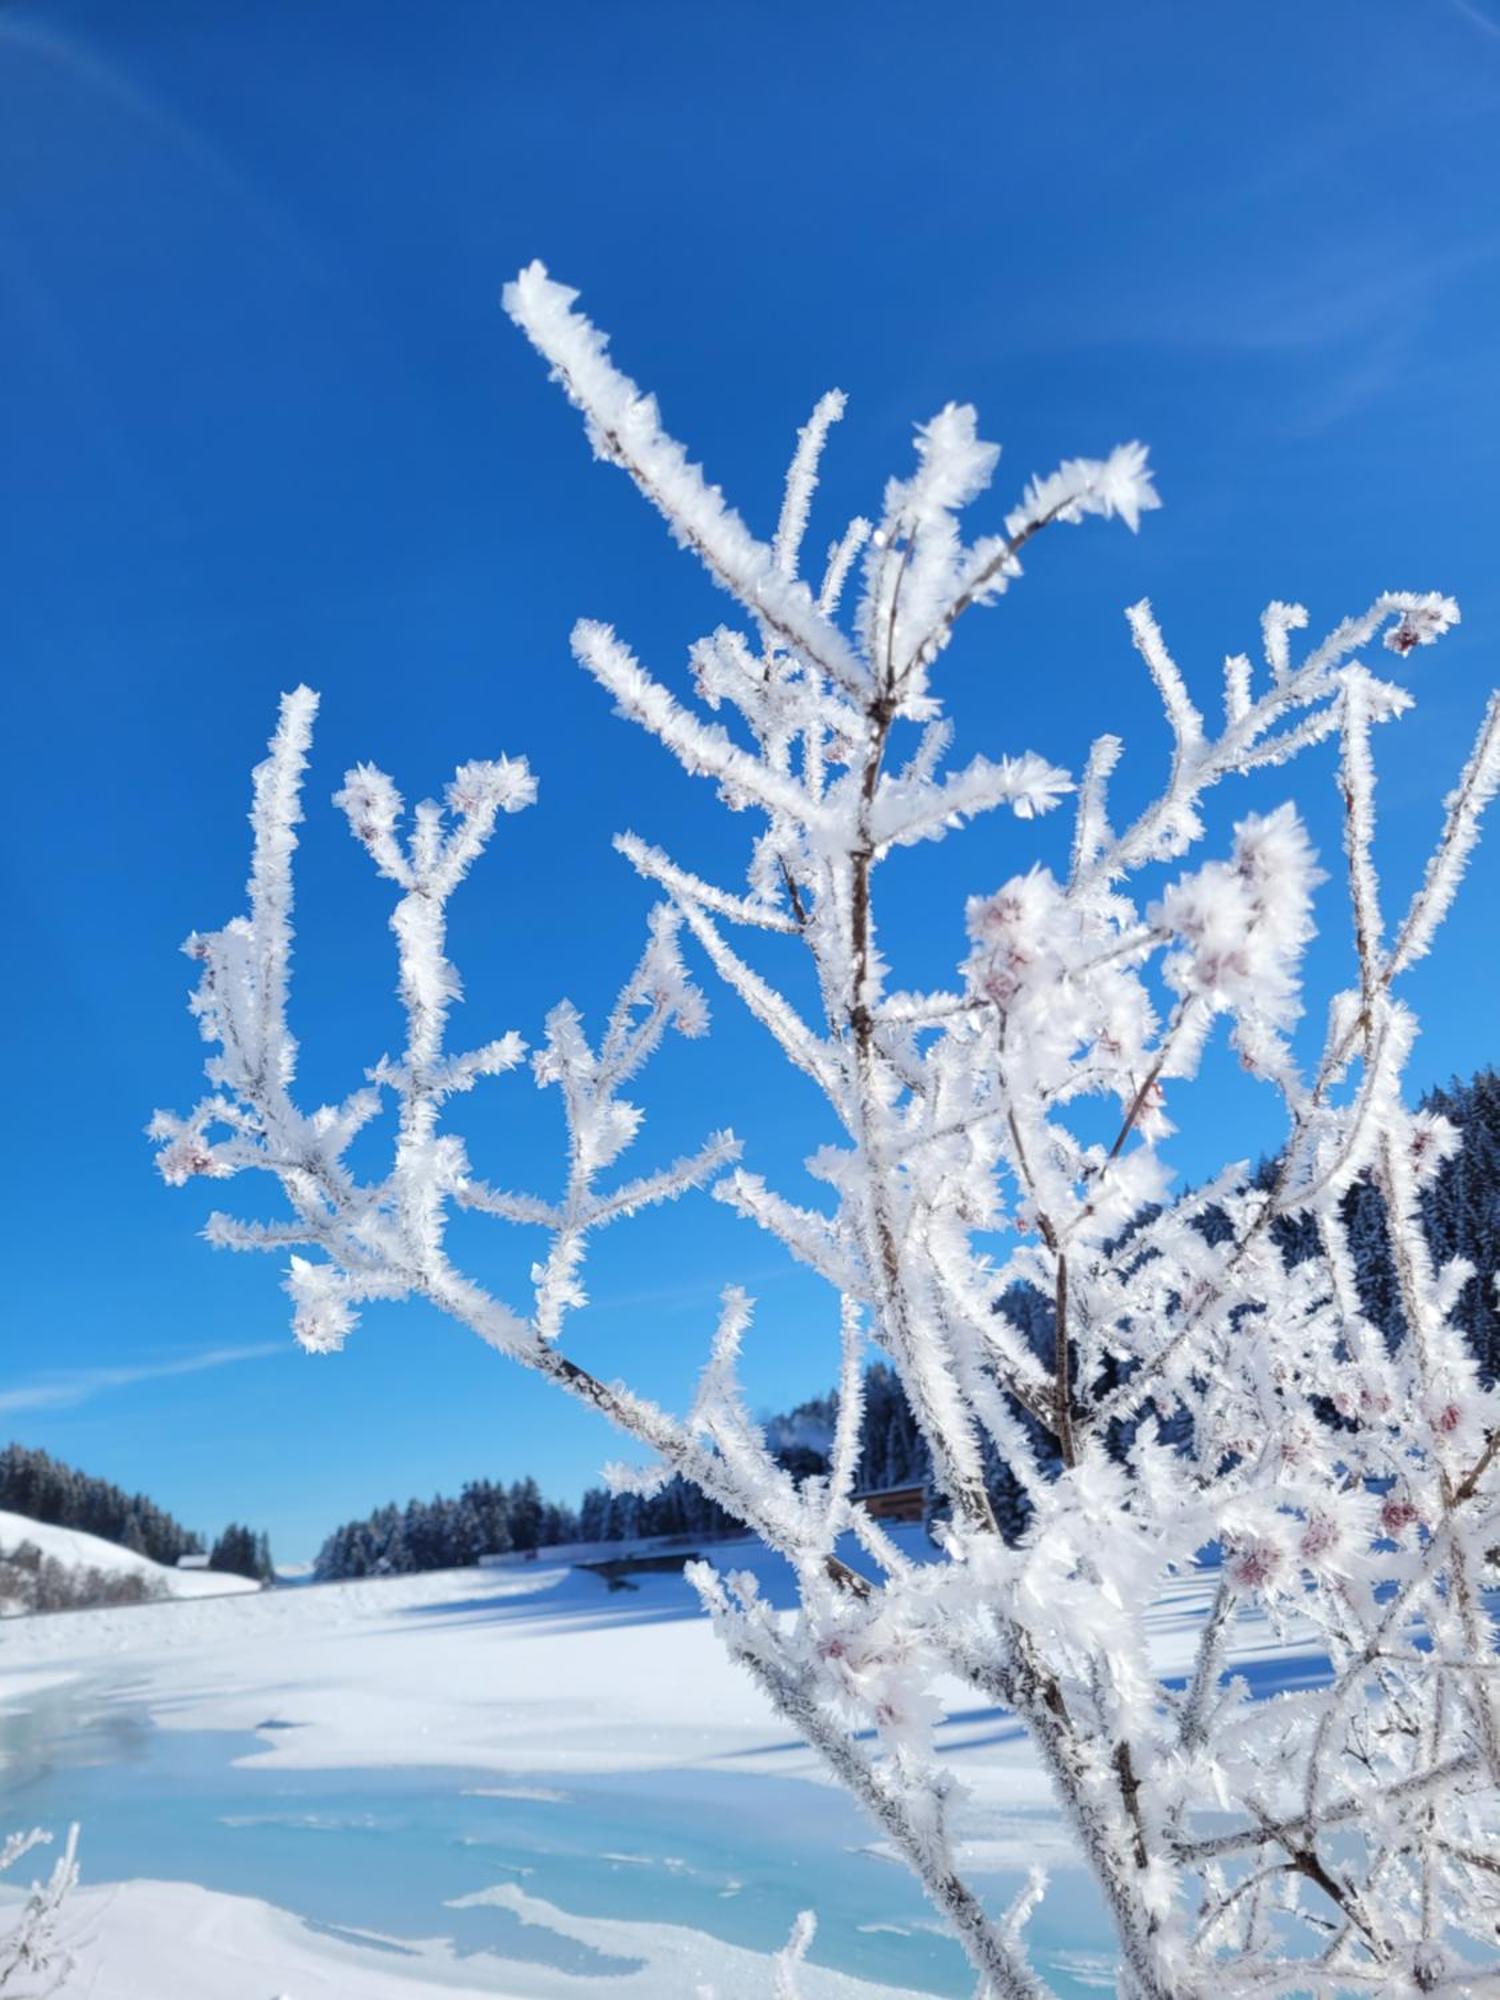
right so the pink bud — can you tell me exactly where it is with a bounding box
[1381,1498,1419,1538]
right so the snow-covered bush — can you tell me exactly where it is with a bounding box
[0,1825,79,1996]
[0,1540,165,1617]
[156,265,1500,1997]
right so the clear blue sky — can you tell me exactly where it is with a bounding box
[3,0,1498,1563]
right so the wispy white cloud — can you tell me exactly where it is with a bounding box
[1452,0,1500,44]
[1048,231,1500,361]
[587,1263,802,1317]
[0,1343,284,1415]
[0,15,327,278]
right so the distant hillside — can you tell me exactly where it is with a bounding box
[0,1511,260,1617]
[0,1443,273,1580]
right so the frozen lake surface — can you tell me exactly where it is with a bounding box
[0,1671,1116,1995]
[0,1533,1313,1995]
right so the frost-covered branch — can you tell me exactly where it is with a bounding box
[504,262,870,701]
[160,265,1500,1999]
[0,1824,79,1997]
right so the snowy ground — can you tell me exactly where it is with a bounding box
[0,1532,1309,1997]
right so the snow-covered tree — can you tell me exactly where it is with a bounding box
[156,265,1500,1997]
[1336,1069,1500,1385]
[208,1522,273,1582]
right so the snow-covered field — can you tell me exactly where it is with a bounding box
[0,1510,261,1613]
[0,1531,1309,1997]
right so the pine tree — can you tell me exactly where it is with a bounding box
[508,1476,544,1551]
[208,1522,273,1581]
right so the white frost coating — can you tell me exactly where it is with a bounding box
[0,1819,78,1995]
[1126,601,1204,755]
[775,391,846,579]
[772,1907,818,1999]
[1386,688,1500,979]
[504,262,870,700]
[157,266,1500,2000]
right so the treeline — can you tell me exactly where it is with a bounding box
[316,1068,1498,1581]
[316,1477,578,1580]
[975,1068,1500,1490]
[313,1368,961,1581]
[571,1368,996,1544]
[0,1444,273,1580]
[1301,1068,1499,1383]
